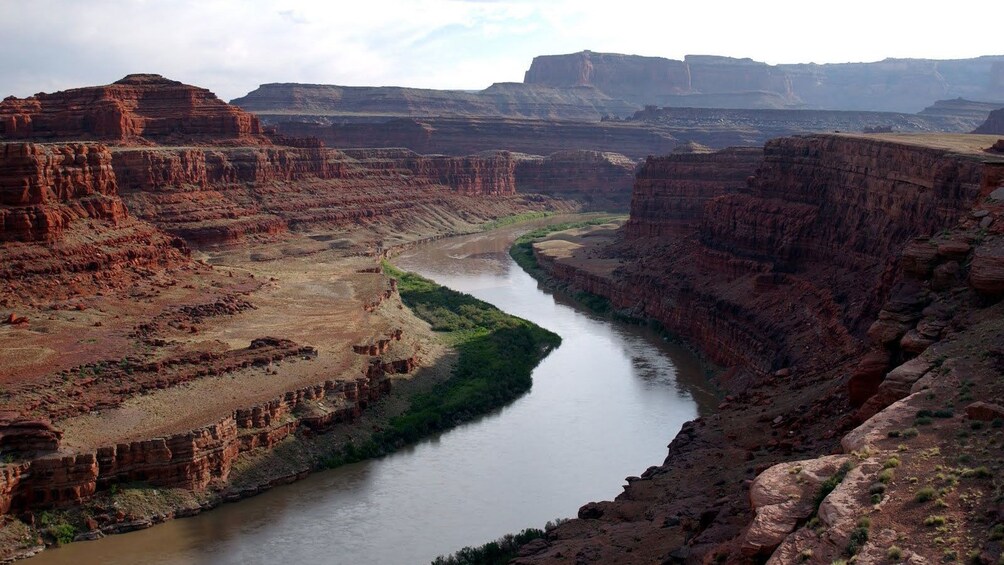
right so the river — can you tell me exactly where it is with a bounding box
[28,222,716,565]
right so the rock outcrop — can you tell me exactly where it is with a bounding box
[520,133,1004,564]
[524,50,1004,112]
[513,150,638,210]
[974,107,1004,134]
[549,135,986,378]
[266,116,679,160]
[0,143,123,242]
[231,82,638,121]
[0,74,267,145]
[624,146,761,238]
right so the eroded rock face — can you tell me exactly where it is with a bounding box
[513,150,638,210]
[0,143,123,242]
[624,147,761,238]
[0,74,266,145]
[541,135,983,380]
[974,108,1004,134]
[524,50,1004,112]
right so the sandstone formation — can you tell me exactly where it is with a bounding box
[0,74,585,553]
[0,74,267,145]
[519,133,1004,563]
[513,150,637,210]
[231,82,638,121]
[524,50,1004,112]
[261,105,987,162]
[265,116,678,160]
[624,147,761,238]
[974,107,1004,134]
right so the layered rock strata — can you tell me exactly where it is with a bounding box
[519,133,1004,563]
[524,50,1004,112]
[0,74,266,145]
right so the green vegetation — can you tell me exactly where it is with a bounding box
[887,545,903,560]
[814,462,853,511]
[38,511,77,546]
[846,517,870,556]
[915,487,937,502]
[508,216,620,278]
[478,211,554,232]
[431,518,568,565]
[323,264,561,467]
[924,515,946,527]
[431,527,546,565]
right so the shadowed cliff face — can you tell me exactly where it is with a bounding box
[520,133,1004,564]
[974,107,1004,134]
[524,50,1004,112]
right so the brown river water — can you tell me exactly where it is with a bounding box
[28,223,716,565]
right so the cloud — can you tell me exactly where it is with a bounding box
[0,0,1000,101]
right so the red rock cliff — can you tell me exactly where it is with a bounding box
[0,74,266,145]
[513,150,638,210]
[0,143,123,242]
[540,134,987,379]
[624,146,761,238]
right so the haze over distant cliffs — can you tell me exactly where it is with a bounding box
[523,51,1004,112]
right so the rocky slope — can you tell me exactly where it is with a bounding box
[513,150,638,210]
[519,133,1004,563]
[974,107,1004,134]
[0,75,590,557]
[231,82,638,121]
[0,74,268,145]
[262,104,989,163]
[525,50,1004,112]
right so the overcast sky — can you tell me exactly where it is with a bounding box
[2,0,1001,102]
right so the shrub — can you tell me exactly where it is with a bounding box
[815,462,853,510]
[924,515,946,527]
[915,487,937,502]
[325,265,561,469]
[887,545,903,560]
[431,527,546,565]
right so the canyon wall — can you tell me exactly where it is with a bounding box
[522,133,1004,564]
[231,82,639,121]
[974,107,1004,134]
[0,143,122,242]
[513,150,638,210]
[0,75,266,145]
[624,147,761,238]
[540,134,989,379]
[0,372,391,514]
[266,116,678,160]
[524,50,1004,112]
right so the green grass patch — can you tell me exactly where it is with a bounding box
[324,264,561,467]
[479,211,554,232]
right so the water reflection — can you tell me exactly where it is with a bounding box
[30,220,713,565]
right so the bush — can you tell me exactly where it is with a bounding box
[325,265,561,468]
[924,515,946,527]
[915,487,937,502]
[815,462,853,510]
[431,528,546,565]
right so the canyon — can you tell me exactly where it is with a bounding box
[0,74,609,560]
[520,132,1004,563]
[3,47,1004,565]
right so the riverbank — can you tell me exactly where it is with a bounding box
[0,219,566,563]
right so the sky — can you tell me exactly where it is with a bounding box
[1,0,1002,102]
